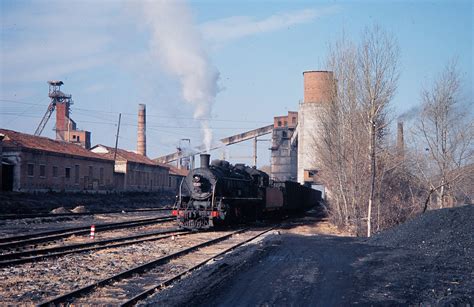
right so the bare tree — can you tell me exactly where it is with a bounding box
[314,34,368,233]
[313,26,399,237]
[412,61,474,211]
[358,25,400,237]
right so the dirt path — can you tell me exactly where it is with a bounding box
[205,235,380,306]
[144,209,473,306]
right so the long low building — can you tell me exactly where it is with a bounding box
[91,144,171,192]
[0,129,115,192]
[0,129,187,193]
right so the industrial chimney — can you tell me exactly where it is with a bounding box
[200,154,210,169]
[397,121,404,156]
[137,104,146,156]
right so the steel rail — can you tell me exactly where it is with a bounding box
[0,216,175,249]
[37,228,251,306]
[121,226,276,306]
[0,216,170,244]
[0,207,172,221]
[0,228,190,267]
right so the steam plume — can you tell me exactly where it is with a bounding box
[398,105,420,121]
[141,0,219,152]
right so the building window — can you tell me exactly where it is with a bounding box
[168,176,172,187]
[77,135,80,142]
[99,168,104,184]
[88,166,93,179]
[40,165,46,178]
[282,131,287,138]
[284,121,287,126]
[53,166,58,177]
[27,163,34,177]
[74,165,80,184]
[65,167,71,179]
[292,117,296,124]
[278,121,282,127]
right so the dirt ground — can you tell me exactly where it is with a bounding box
[143,206,473,306]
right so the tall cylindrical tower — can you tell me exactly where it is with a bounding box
[137,104,146,156]
[303,71,334,103]
[297,71,335,184]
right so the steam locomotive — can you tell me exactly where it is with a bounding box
[172,154,322,229]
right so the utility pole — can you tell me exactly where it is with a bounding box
[113,113,121,163]
[253,138,271,168]
[253,137,257,167]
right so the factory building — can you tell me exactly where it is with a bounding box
[0,129,114,192]
[270,111,298,182]
[90,145,170,192]
[296,71,335,185]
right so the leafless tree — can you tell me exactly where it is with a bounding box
[412,61,474,211]
[312,26,400,236]
[358,25,399,237]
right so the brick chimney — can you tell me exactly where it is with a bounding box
[137,104,146,156]
[397,121,404,156]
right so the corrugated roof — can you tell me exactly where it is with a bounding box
[0,128,110,161]
[92,145,169,169]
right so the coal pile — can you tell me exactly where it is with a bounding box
[368,204,473,305]
[369,204,473,258]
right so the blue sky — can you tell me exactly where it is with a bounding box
[1,0,472,167]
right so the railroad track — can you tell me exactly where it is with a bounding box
[0,228,190,267]
[0,215,175,251]
[38,227,275,306]
[0,207,172,220]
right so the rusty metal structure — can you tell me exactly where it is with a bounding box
[35,81,91,149]
[154,125,274,167]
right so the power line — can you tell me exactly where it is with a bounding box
[0,99,269,124]
[0,113,263,131]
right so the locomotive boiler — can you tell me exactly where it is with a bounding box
[173,154,322,229]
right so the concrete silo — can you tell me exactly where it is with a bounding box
[297,71,335,184]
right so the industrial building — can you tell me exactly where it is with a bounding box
[90,145,170,192]
[0,81,187,193]
[0,129,115,192]
[270,111,298,182]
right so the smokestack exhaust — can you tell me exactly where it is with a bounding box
[200,154,210,169]
[137,104,146,156]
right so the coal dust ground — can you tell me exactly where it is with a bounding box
[143,205,473,306]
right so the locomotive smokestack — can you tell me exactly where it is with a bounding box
[200,154,210,169]
[137,104,146,156]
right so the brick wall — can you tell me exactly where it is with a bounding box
[3,148,115,192]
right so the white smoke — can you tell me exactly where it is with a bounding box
[141,0,219,152]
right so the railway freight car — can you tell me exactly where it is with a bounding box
[172,154,321,229]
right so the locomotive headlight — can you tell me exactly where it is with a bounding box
[193,175,202,187]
